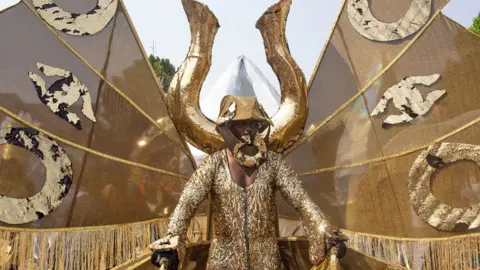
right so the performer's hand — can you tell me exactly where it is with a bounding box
[151,250,180,270]
[321,223,348,260]
[149,236,179,269]
[149,235,179,251]
[321,223,348,244]
[153,256,169,270]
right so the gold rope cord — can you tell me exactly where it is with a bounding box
[284,4,449,156]
[0,215,297,234]
[0,106,190,180]
[19,0,193,160]
[300,113,480,176]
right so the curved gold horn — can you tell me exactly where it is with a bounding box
[167,0,307,154]
[256,0,308,153]
[166,0,222,154]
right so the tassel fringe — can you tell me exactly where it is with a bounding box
[3,218,479,269]
[344,230,480,270]
[0,215,208,270]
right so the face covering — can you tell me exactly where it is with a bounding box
[219,122,270,168]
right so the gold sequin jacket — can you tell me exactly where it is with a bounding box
[165,150,328,269]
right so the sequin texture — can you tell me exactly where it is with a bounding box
[164,150,328,269]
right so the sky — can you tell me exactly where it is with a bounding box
[0,0,479,95]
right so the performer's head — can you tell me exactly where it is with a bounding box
[215,95,272,168]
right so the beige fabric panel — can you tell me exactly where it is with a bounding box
[103,8,184,147]
[303,32,358,137]
[83,81,193,173]
[0,2,196,228]
[67,152,189,226]
[0,3,93,228]
[303,0,450,139]
[0,3,189,169]
[277,162,406,237]
[332,0,450,88]
[294,14,480,173]
[287,96,384,173]
[367,15,480,156]
[0,3,100,145]
[285,11,480,238]
[20,0,187,150]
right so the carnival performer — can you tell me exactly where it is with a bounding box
[150,95,346,269]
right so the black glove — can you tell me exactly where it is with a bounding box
[326,239,347,259]
[151,250,179,270]
[325,228,348,259]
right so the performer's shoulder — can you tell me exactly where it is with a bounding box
[199,150,225,165]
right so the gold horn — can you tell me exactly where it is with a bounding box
[256,0,308,153]
[167,0,307,154]
[166,0,222,154]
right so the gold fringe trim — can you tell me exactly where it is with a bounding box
[343,230,480,270]
[0,106,190,180]
[0,215,208,270]
[20,0,192,158]
[300,114,480,176]
[0,219,167,270]
[5,217,480,269]
[0,216,296,269]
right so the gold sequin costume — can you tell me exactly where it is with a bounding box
[165,150,328,269]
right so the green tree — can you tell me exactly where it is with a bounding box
[469,12,480,35]
[149,54,176,93]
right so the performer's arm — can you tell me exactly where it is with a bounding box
[165,155,215,238]
[274,153,329,265]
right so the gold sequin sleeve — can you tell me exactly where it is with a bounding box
[273,152,328,266]
[165,154,216,238]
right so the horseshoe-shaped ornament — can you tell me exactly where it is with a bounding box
[0,128,73,224]
[347,0,432,42]
[32,0,118,36]
[409,142,480,231]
